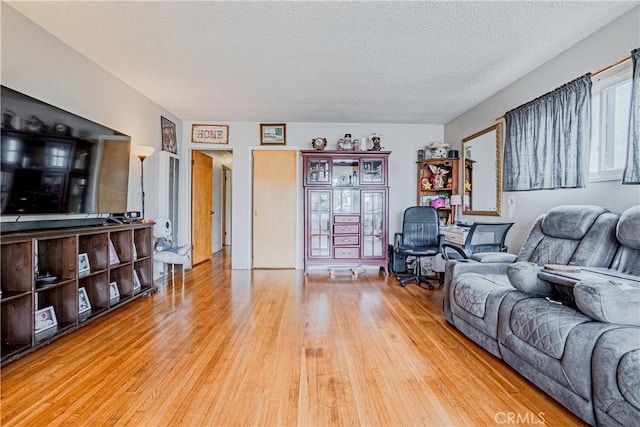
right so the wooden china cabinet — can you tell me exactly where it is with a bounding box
[301,150,390,274]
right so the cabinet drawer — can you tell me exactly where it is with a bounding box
[333,235,359,246]
[334,224,359,234]
[334,247,359,258]
[334,215,359,224]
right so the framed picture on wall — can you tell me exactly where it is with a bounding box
[260,123,286,145]
[161,116,177,154]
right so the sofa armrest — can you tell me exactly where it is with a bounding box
[443,260,512,323]
[574,277,640,326]
[470,252,517,263]
[592,327,640,420]
[444,260,512,292]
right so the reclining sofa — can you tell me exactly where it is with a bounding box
[443,205,640,426]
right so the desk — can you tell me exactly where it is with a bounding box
[442,226,469,246]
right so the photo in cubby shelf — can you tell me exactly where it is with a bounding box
[132,242,138,260]
[78,253,90,275]
[133,270,141,293]
[109,281,120,300]
[35,306,57,333]
[108,239,120,265]
[78,287,91,315]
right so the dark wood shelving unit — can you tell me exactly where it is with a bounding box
[1,223,153,365]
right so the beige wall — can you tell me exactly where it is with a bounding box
[444,7,640,252]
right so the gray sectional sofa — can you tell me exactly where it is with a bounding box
[443,205,640,426]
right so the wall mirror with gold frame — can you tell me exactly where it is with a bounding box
[462,123,502,216]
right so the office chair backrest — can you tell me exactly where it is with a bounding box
[401,206,440,248]
[466,222,514,253]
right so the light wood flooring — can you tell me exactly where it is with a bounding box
[1,249,584,426]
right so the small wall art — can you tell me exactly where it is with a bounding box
[260,123,286,145]
[161,116,177,154]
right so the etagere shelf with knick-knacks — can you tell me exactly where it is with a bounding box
[0,223,153,365]
[416,157,460,224]
[302,150,390,274]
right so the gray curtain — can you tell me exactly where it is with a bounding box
[622,48,640,185]
[503,74,592,191]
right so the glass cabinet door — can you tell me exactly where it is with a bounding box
[360,158,386,185]
[361,190,385,258]
[308,190,331,257]
[306,158,331,185]
[332,189,360,214]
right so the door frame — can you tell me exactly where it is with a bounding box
[222,164,232,246]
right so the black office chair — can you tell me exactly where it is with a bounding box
[394,206,443,289]
[442,222,514,260]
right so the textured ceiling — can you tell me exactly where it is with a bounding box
[6,1,638,124]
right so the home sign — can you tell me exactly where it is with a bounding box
[192,124,229,144]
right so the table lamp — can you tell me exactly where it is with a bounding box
[132,145,155,218]
[450,194,462,225]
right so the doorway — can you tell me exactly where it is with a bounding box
[191,149,233,265]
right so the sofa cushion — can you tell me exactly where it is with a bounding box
[574,278,640,326]
[453,273,512,318]
[619,349,640,410]
[508,262,555,296]
[617,206,640,250]
[510,299,591,359]
[540,205,606,240]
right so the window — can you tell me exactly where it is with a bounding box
[590,63,633,181]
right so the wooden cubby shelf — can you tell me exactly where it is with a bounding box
[1,223,153,365]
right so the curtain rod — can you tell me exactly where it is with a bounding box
[494,54,632,122]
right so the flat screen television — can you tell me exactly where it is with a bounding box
[1,86,131,233]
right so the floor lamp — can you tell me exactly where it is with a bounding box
[132,145,155,219]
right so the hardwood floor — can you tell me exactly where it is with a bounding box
[1,249,583,426]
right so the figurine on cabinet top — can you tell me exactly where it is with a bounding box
[428,164,449,189]
[343,133,352,148]
[368,133,383,151]
[311,137,327,150]
[427,141,449,158]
